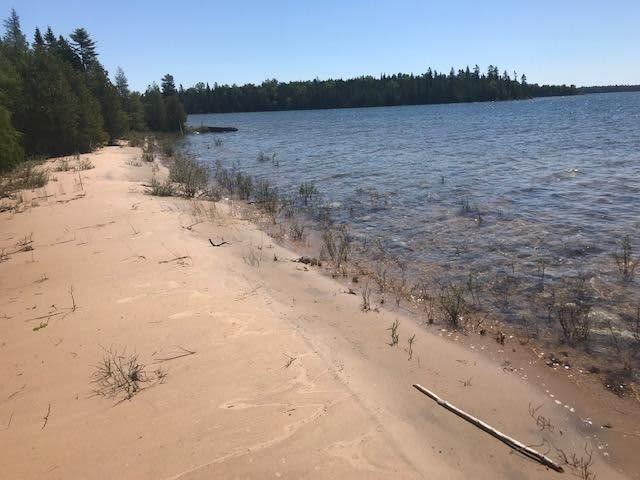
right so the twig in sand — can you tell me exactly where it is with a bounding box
[407,333,416,360]
[6,411,13,429]
[412,384,564,472]
[209,238,230,247]
[153,346,196,363]
[283,354,297,368]
[158,255,191,264]
[528,403,555,432]
[7,384,26,400]
[77,220,115,230]
[41,403,51,429]
[69,285,76,312]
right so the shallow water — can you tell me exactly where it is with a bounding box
[185,93,640,317]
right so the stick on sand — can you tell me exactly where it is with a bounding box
[412,384,564,473]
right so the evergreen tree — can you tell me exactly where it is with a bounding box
[161,74,176,96]
[43,26,56,47]
[143,83,166,131]
[114,66,129,97]
[0,105,23,170]
[2,8,27,53]
[69,27,97,71]
[33,28,44,48]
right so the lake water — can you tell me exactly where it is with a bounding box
[185,93,640,320]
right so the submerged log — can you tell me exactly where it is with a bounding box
[189,126,238,134]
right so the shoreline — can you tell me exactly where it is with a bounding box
[1,146,638,479]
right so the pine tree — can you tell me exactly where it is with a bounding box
[161,74,176,96]
[2,8,27,53]
[69,27,97,71]
[0,105,23,170]
[33,28,44,48]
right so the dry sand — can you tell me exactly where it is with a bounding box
[1,146,638,479]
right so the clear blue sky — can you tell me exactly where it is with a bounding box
[2,0,639,92]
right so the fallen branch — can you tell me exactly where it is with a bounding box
[282,354,297,369]
[153,346,196,363]
[158,256,191,264]
[41,403,51,429]
[209,239,229,247]
[412,384,564,473]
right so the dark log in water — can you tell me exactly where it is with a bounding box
[189,126,238,134]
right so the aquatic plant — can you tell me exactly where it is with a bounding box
[439,284,467,329]
[298,182,318,206]
[613,234,638,281]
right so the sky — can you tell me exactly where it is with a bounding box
[2,0,639,92]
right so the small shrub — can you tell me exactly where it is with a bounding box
[75,156,94,171]
[142,142,156,162]
[321,225,351,269]
[289,218,307,241]
[128,133,143,147]
[161,141,175,158]
[56,158,73,172]
[254,178,279,214]
[92,347,163,402]
[613,234,638,281]
[361,281,371,312]
[147,177,175,196]
[387,319,399,346]
[298,182,318,206]
[439,284,467,328]
[169,154,209,197]
[552,279,593,344]
[235,171,253,200]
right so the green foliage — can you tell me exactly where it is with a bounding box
[439,284,467,328]
[147,176,175,196]
[0,106,23,170]
[0,8,187,172]
[169,154,209,197]
[179,67,578,114]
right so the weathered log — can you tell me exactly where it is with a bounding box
[189,126,238,134]
[412,383,564,473]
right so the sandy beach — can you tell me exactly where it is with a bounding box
[1,146,638,479]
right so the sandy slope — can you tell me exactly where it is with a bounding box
[0,146,637,479]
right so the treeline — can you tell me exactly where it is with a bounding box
[578,85,640,94]
[179,67,577,114]
[0,9,187,171]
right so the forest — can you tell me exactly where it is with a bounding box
[0,9,186,171]
[179,67,578,114]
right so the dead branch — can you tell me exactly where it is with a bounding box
[413,384,564,472]
[41,403,51,429]
[283,354,297,368]
[158,255,191,264]
[153,346,196,363]
[209,238,230,247]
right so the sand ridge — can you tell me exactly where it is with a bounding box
[0,146,637,479]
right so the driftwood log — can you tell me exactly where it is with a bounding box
[190,126,238,134]
[412,384,564,473]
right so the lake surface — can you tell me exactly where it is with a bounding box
[186,93,640,318]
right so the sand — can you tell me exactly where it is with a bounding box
[1,146,638,479]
